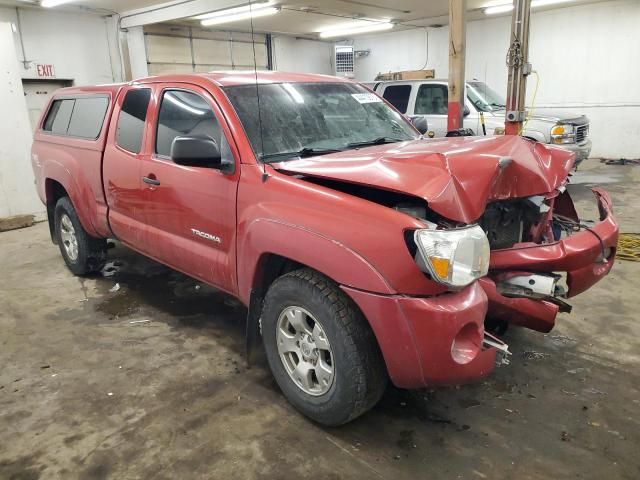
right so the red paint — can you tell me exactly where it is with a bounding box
[447,101,462,131]
[504,121,520,136]
[343,282,495,388]
[30,73,619,389]
[479,277,559,332]
[275,135,575,224]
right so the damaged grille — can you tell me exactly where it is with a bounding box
[479,200,542,250]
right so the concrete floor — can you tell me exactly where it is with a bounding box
[1,161,639,480]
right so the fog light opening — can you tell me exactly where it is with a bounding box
[451,323,482,365]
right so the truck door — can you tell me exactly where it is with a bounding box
[413,83,450,137]
[139,84,240,295]
[103,86,152,246]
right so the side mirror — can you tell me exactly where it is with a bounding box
[463,105,471,116]
[171,135,221,168]
[409,115,429,135]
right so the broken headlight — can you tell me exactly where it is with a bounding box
[414,225,490,288]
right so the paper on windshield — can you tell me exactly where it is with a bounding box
[351,93,382,104]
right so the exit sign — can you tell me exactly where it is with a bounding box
[36,64,55,78]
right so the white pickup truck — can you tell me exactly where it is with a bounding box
[373,79,592,166]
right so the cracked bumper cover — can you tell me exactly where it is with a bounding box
[481,187,619,332]
[342,282,496,389]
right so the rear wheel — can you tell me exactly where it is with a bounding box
[261,268,387,426]
[54,197,107,275]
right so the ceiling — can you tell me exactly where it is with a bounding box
[1,0,610,38]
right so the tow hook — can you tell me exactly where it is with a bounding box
[483,331,512,366]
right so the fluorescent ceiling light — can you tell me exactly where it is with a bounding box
[484,4,514,14]
[531,0,577,6]
[201,6,279,26]
[195,1,274,20]
[41,0,76,7]
[484,0,578,15]
[319,22,394,39]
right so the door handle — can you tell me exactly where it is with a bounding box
[142,176,160,186]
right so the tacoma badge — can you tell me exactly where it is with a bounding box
[191,228,221,243]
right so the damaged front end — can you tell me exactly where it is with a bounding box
[273,135,619,338]
[479,186,619,332]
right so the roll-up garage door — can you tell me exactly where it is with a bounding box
[143,24,269,75]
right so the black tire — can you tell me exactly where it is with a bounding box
[261,268,387,426]
[54,197,107,275]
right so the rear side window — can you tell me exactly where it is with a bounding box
[155,90,221,158]
[382,85,412,113]
[116,89,151,154]
[67,97,109,139]
[43,99,74,134]
[42,96,109,139]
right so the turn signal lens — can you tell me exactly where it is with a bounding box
[414,225,490,288]
[551,125,565,136]
[430,257,451,279]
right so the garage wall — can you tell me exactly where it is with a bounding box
[0,23,42,219]
[0,8,120,219]
[0,7,117,85]
[272,36,334,74]
[353,0,640,159]
[142,24,268,75]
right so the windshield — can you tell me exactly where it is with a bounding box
[223,82,418,162]
[467,81,506,112]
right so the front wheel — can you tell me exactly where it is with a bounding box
[261,269,387,426]
[54,197,107,275]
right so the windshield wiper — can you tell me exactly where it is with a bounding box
[490,102,506,109]
[346,137,406,148]
[259,147,343,162]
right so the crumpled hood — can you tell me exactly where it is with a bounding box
[273,135,575,223]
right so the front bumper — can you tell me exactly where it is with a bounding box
[556,138,592,166]
[342,282,496,389]
[482,187,618,332]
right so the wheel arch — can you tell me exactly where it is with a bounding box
[240,220,395,368]
[239,218,395,305]
[43,168,100,239]
[44,178,69,243]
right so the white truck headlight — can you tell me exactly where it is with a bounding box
[551,123,575,144]
[414,225,490,288]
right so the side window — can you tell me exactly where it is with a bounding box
[382,85,412,113]
[67,97,109,139]
[156,90,225,162]
[116,89,151,154]
[43,99,75,134]
[415,84,449,115]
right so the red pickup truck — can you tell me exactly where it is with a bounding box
[31,72,618,425]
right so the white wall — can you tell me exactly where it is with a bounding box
[0,7,118,85]
[0,23,42,218]
[353,0,640,159]
[272,36,334,74]
[0,8,122,218]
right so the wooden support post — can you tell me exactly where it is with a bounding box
[447,0,466,132]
